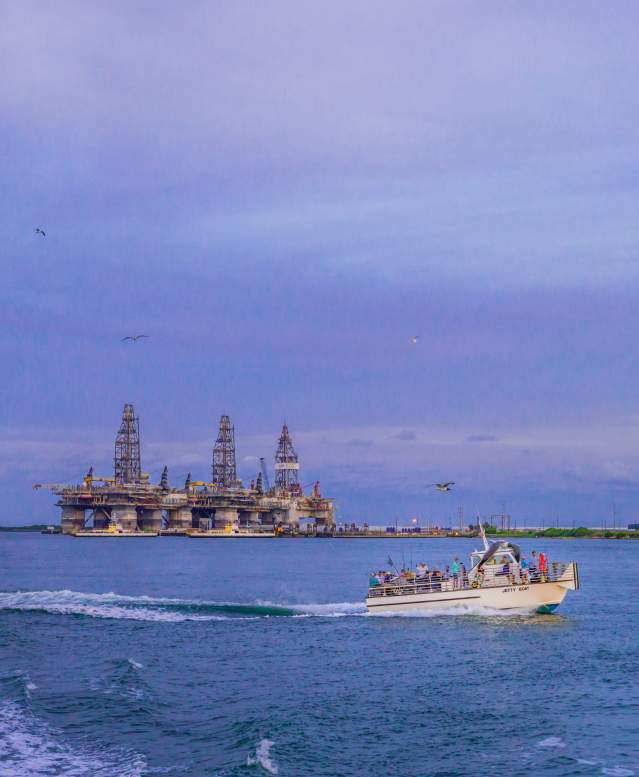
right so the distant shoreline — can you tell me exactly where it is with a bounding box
[0,524,57,532]
[2,524,638,539]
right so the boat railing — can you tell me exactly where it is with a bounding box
[367,561,572,598]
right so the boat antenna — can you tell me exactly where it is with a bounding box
[387,556,400,576]
[477,511,489,551]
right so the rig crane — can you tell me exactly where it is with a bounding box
[83,467,116,488]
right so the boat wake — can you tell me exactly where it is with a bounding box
[368,604,538,618]
[0,698,146,777]
[0,590,542,623]
[0,590,366,622]
[0,590,291,623]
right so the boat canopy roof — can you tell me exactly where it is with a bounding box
[477,540,521,569]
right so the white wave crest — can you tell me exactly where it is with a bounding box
[538,736,566,749]
[288,601,367,617]
[247,739,278,775]
[0,591,231,623]
[369,604,536,618]
[127,659,143,670]
[602,768,634,776]
[0,700,146,777]
[1,590,371,622]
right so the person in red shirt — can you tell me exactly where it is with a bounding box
[539,551,548,577]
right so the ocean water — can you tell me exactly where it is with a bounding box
[0,534,637,777]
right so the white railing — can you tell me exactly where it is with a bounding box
[367,562,571,598]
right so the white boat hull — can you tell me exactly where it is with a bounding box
[366,562,579,614]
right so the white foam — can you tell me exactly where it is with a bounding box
[1,590,373,622]
[127,658,143,670]
[0,591,232,623]
[0,700,146,776]
[288,601,367,617]
[2,589,536,623]
[578,759,598,766]
[538,736,566,749]
[602,768,634,776]
[369,604,536,618]
[247,739,278,775]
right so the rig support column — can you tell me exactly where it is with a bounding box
[111,505,138,531]
[239,510,260,527]
[167,507,192,530]
[266,509,285,527]
[214,508,238,531]
[197,513,213,531]
[315,505,336,530]
[61,506,85,534]
[92,508,110,530]
[282,507,300,526]
[139,509,163,532]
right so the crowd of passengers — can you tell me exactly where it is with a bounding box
[369,550,551,590]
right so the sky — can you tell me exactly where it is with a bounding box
[2,1,639,526]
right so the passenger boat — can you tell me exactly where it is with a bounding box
[366,528,579,614]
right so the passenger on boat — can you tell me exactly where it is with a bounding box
[529,551,539,581]
[450,558,460,588]
[416,563,428,578]
[539,551,548,578]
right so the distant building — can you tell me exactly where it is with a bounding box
[628,524,639,531]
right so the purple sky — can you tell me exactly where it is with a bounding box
[2,1,639,526]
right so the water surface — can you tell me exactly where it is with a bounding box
[1,535,637,776]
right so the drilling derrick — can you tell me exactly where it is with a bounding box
[212,415,237,488]
[114,403,142,485]
[274,423,301,494]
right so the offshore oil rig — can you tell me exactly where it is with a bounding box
[35,404,335,535]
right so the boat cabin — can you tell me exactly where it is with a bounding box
[468,540,522,582]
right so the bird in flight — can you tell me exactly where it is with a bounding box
[121,335,149,342]
[428,482,455,492]
[411,335,420,344]
[34,227,46,237]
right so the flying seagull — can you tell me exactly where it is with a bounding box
[34,227,46,237]
[428,482,455,492]
[121,334,149,342]
[411,335,420,344]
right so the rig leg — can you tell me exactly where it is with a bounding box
[61,506,85,534]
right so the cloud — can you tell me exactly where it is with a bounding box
[466,434,499,443]
[345,439,374,448]
[3,3,639,525]
[393,430,417,441]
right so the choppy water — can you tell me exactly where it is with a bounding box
[1,534,637,776]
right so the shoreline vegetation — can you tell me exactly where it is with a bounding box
[0,524,53,532]
[484,527,639,540]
